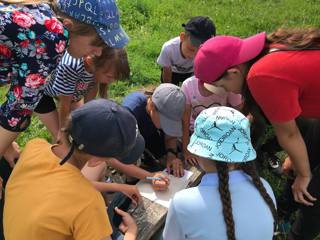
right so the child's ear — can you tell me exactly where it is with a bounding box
[87,157,104,167]
[84,56,95,71]
[180,32,186,42]
[63,18,73,31]
[226,67,242,77]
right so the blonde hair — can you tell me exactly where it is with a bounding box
[92,47,130,98]
[267,27,320,49]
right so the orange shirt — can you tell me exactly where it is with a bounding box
[4,138,112,240]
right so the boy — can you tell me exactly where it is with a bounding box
[157,16,216,85]
[4,99,141,240]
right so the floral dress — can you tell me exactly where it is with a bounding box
[0,3,68,132]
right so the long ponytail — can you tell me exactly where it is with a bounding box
[216,162,236,240]
[241,161,278,230]
[267,27,320,50]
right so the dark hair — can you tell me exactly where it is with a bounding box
[216,161,277,240]
[91,47,130,98]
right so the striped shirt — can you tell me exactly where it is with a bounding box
[44,51,95,102]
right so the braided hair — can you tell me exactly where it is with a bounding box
[216,162,236,240]
[216,161,277,240]
[241,161,278,229]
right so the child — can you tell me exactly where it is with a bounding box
[157,16,216,85]
[34,47,130,141]
[163,107,277,240]
[4,99,139,240]
[122,83,186,177]
[181,76,243,166]
[0,0,129,167]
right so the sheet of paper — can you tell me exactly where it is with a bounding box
[137,169,193,208]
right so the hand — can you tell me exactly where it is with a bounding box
[0,177,3,200]
[166,154,184,178]
[184,150,198,166]
[292,174,317,206]
[150,172,169,191]
[3,142,20,168]
[114,207,137,236]
[120,184,142,206]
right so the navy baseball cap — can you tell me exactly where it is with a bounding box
[57,0,129,48]
[182,16,216,47]
[60,99,144,165]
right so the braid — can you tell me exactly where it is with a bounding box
[241,161,278,230]
[216,162,236,240]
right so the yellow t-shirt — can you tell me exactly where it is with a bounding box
[4,138,112,240]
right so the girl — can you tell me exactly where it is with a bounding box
[122,83,186,177]
[194,29,320,239]
[0,0,129,167]
[35,46,169,194]
[163,107,277,240]
[181,75,242,166]
[34,47,130,141]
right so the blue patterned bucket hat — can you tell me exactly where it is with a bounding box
[57,0,129,48]
[188,107,256,163]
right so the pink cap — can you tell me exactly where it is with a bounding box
[194,32,266,84]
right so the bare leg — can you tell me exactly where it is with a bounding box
[36,110,60,142]
[0,126,19,167]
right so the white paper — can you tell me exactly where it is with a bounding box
[137,169,193,208]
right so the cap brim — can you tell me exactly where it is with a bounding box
[159,113,182,137]
[188,134,256,163]
[96,25,129,48]
[121,133,145,164]
[234,32,266,65]
[203,83,227,97]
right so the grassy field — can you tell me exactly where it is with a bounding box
[0,0,318,145]
[1,0,320,238]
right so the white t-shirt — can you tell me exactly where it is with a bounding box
[181,76,243,131]
[163,171,276,240]
[157,37,194,74]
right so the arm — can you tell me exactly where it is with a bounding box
[92,181,141,205]
[108,159,169,191]
[109,159,153,180]
[165,135,184,177]
[161,67,172,83]
[182,105,198,166]
[273,120,316,205]
[58,95,73,128]
[182,104,191,155]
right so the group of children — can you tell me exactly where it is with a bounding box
[0,0,319,240]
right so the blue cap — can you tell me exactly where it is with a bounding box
[68,99,144,164]
[57,0,129,48]
[188,107,256,163]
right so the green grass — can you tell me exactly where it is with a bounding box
[1,0,319,146]
[1,1,320,238]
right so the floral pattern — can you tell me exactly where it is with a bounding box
[0,3,68,131]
